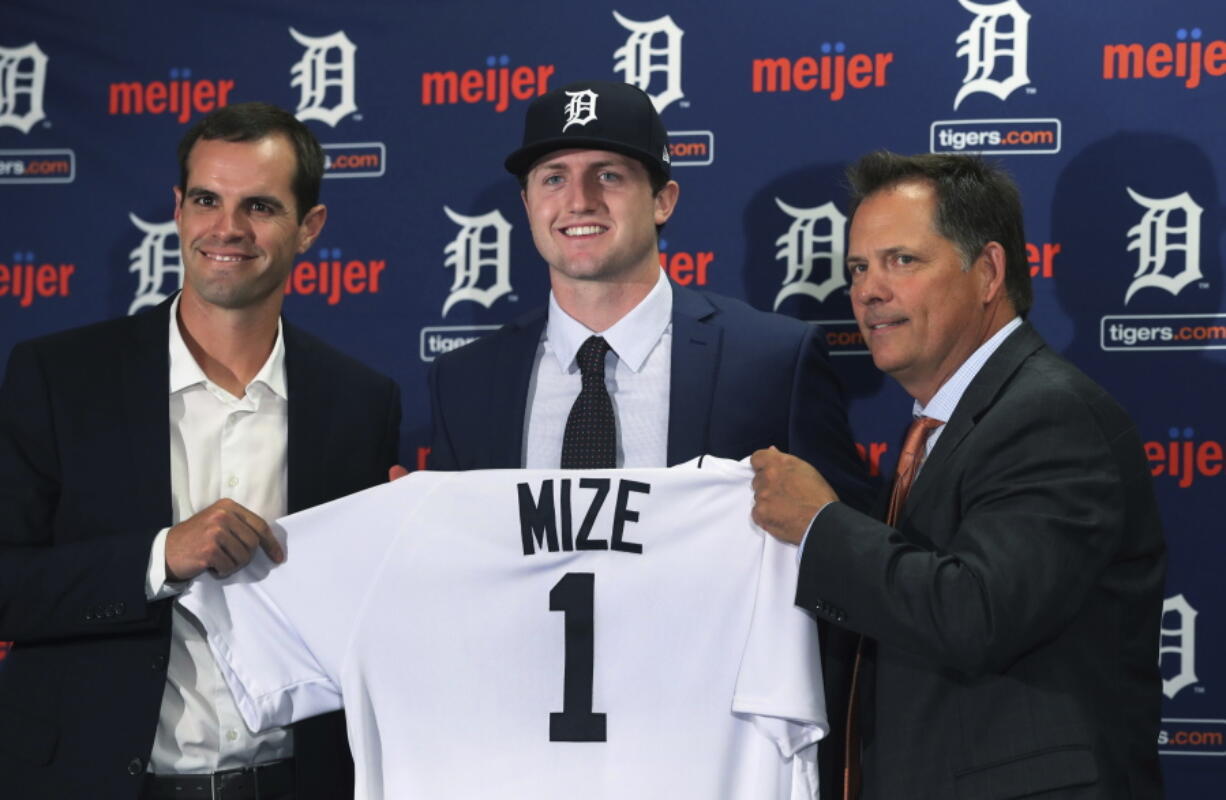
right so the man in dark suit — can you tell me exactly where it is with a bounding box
[0,103,400,799]
[428,80,868,508]
[751,152,1165,799]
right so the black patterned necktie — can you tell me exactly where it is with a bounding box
[561,336,616,469]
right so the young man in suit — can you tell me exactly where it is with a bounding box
[751,152,1165,799]
[428,80,868,509]
[0,103,401,799]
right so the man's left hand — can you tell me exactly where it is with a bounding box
[750,447,839,545]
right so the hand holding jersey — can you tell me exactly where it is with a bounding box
[165,498,284,581]
[180,458,826,799]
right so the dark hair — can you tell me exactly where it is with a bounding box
[177,102,324,222]
[846,151,1032,317]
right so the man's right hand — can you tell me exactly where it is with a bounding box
[165,499,284,581]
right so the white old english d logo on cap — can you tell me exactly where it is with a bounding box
[562,89,599,131]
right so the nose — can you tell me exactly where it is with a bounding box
[851,264,889,308]
[208,205,252,241]
[566,173,600,213]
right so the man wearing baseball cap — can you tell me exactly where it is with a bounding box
[427,79,868,506]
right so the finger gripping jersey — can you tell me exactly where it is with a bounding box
[181,457,826,799]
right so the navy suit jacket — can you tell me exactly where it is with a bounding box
[799,323,1165,799]
[428,283,870,504]
[0,298,401,799]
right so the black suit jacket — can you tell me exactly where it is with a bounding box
[799,323,1165,799]
[428,283,871,505]
[0,298,401,799]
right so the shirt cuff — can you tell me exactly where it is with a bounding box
[796,501,835,564]
[146,527,188,601]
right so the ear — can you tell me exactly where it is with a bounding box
[653,180,680,226]
[976,241,1008,305]
[173,186,183,226]
[296,204,328,253]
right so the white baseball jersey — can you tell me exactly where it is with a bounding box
[180,457,826,799]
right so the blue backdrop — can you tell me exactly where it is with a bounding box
[3,0,1223,792]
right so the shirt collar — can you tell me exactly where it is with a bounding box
[167,292,288,399]
[914,317,1022,423]
[546,268,673,373]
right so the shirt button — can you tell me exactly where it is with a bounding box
[227,476,239,487]
[226,729,239,742]
[127,756,144,775]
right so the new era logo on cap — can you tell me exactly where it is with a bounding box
[505,80,671,180]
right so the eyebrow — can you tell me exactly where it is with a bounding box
[184,186,287,212]
[535,157,629,173]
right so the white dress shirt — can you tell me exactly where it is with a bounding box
[910,317,1023,462]
[523,269,673,468]
[143,293,292,773]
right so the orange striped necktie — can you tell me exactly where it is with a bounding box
[843,415,943,800]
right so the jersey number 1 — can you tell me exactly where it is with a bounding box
[549,572,607,742]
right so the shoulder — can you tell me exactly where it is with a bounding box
[430,306,546,374]
[1006,346,1136,439]
[4,309,161,389]
[282,320,396,394]
[675,286,815,341]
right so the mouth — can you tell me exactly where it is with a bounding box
[865,318,908,333]
[199,249,256,263]
[560,225,608,238]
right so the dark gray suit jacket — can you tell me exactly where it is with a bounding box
[0,297,401,799]
[800,323,1165,799]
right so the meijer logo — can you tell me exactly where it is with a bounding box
[290,28,358,127]
[613,11,685,112]
[0,42,48,133]
[285,248,386,306]
[442,206,513,316]
[954,0,1032,109]
[773,198,847,309]
[127,214,181,314]
[1103,27,1225,88]
[421,55,555,113]
[1125,188,1202,304]
[1144,427,1222,488]
[109,69,234,124]
[752,42,894,101]
[0,251,75,307]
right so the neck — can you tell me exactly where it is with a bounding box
[176,291,280,397]
[905,306,1016,407]
[551,266,660,333]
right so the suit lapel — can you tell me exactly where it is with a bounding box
[905,322,1046,515]
[119,299,174,529]
[666,285,721,466]
[284,322,331,513]
[490,309,546,468]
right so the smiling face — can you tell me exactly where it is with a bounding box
[174,134,325,313]
[521,148,678,290]
[847,180,1012,404]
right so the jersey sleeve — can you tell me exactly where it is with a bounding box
[714,459,827,753]
[179,475,434,734]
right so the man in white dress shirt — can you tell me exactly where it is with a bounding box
[0,102,400,799]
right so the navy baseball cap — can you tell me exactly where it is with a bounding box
[505,80,671,180]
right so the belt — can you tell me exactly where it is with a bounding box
[143,759,295,800]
